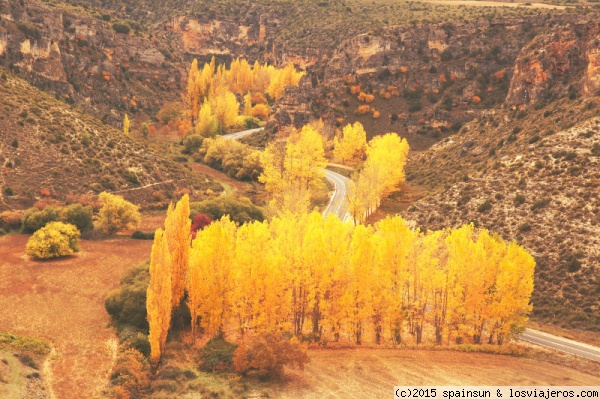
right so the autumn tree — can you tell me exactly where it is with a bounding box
[164,194,191,310]
[348,133,409,223]
[334,122,366,165]
[98,192,141,234]
[146,229,172,364]
[187,59,201,126]
[187,217,236,340]
[123,114,130,136]
[259,125,327,214]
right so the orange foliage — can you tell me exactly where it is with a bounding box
[350,85,362,95]
[358,92,375,103]
[40,188,51,197]
[494,69,506,80]
[399,66,408,73]
[251,92,268,105]
[440,74,447,83]
[472,96,482,103]
[356,105,371,114]
[372,110,381,119]
[250,103,270,120]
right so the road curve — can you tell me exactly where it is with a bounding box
[221,127,265,140]
[223,127,352,221]
[221,127,600,361]
[323,169,351,222]
[517,328,600,362]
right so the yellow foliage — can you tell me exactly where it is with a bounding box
[26,221,80,260]
[259,125,327,214]
[147,229,172,363]
[333,122,367,164]
[98,192,141,235]
[163,212,535,345]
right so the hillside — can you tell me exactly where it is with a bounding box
[401,20,600,330]
[1,0,591,128]
[0,69,221,211]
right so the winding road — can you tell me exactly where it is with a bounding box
[222,128,600,362]
[222,127,351,221]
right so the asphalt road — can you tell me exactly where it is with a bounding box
[221,127,265,140]
[223,127,352,221]
[517,328,600,362]
[323,169,351,221]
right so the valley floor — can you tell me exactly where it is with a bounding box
[0,234,153,399]
[275,349,600,398]
[1,231,600,399]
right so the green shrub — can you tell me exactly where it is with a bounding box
[118,327,151,358]
[22,207,60,233]
[4,187,13,196]
[199,334,238,373]
[81,133,91,147]
[514,194,526,206]
[105,262,150,331]
[477,200,492,213]
[112,22,131,34]
[60,204,94,233]
[190,196,265,225]
[530,198,550,212]
[131,231,155,240]
[183,134,204,154]
[25,222,80,260]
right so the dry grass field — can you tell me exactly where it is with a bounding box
[274,349,600,399]
[2,229,600,399]
[0,234,152,399]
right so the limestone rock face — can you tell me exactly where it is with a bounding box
[273,75,314,128]
[505,22,600,108]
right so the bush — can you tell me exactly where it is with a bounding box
[118,327,151,358]
[110,349,151,399]
[60,204,94,233]
[0,211,23,230]
[530,198,550,212]
[105,262,150,331]
[25,222,80,260]
[190,196,265,225]
[199,334,238,373]
[131,231,155,240]
[112,22,131,34]
[233,332,309,379]
[514,194,526,206]
[477,200,492,213]
[22,207,60,233]
[4,187,13,196]
[183,134,203,154]
[98,192,141,234]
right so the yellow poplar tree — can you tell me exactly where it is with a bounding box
[164,194,191,310]
[333,122,367,164]
[187,59,201,126]
[147,229,172,364]
[123,114,130,136]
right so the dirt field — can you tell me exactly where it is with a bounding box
[275,349,600,398]
[0,234,152,399]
